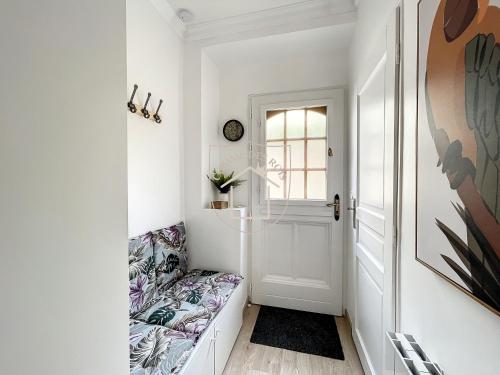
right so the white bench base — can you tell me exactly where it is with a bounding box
[179,282,247,375]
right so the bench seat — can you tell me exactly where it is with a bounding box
[129,269,242,374]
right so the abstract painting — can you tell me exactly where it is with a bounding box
[417,0,500,315]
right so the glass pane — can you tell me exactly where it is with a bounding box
[266,141,284,169]
[286,110,305,138]
[266,111,284,140]
[307,171,327,200]
[266,171,285,199]
[288,140,304,169]
[307,139,326,169]
[307,109,327,137]
[286,171,305,200]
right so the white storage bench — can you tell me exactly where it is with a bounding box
[180,281,246,375]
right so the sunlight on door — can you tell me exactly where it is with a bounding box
[265,106,328,200]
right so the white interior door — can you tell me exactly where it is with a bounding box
[250,88,344,315]
[353,7,400,375]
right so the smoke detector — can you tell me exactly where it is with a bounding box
[177,9,194,23]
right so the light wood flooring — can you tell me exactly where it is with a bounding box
[223,304,364,375]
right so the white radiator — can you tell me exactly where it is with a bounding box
[387,332,444,375]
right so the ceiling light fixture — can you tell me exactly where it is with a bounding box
[177,9,194,23]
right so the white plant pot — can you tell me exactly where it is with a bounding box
[218,192,229,202]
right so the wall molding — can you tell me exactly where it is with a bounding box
[148,0,186,39]
[186,0,357,45]
[150,0,357,46]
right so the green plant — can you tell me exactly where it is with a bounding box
[207,169,245,194]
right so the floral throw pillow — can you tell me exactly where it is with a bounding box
[129,233,155,316]
[152,222,188,294]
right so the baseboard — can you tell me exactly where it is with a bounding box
[344,308,353,328]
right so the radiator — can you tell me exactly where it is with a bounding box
[387,332,444,375]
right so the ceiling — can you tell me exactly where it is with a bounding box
[166,0,318,24]
[206,23,354,69]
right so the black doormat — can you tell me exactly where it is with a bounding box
[250,305,344,360]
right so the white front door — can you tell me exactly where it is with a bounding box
[250,88,344,315]
[352,7,400,375]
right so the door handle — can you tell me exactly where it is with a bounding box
[326,194,341,221]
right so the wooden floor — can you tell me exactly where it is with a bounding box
[223,304,364,375]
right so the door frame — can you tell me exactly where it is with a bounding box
[351,5,401,375]
[248,87,346,313]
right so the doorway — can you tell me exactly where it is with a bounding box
[352,7,401,375]
[250,88,345,315]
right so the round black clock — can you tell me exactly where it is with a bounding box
[223,119,244,142]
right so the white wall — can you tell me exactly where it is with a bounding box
[183,46,221,216]
[399,1,500,374]
[209,33,351,206]
[127,0,184,237]
[347,1,500,374]
[0,1,129,374]
[183,44,203,220]
[201,52,221,206]
[182,45,225,265]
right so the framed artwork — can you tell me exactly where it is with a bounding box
[417,0,500,315]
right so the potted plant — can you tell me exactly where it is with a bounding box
[207,169,244,209]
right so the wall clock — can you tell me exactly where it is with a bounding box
[223,119,244,142]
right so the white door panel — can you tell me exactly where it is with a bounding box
[254,217,341,315]
[353,7,400,375]
[357,261,384,374]
[263,222,294,277]
[358,222,385,265]
[250,88,344,315]
[358,57,386,210]
[295,222,330,281]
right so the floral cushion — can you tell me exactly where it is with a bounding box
[152,222,188,294]
[129,319,194,375]
[179,269,243,287]
[134,297,213,338]
[165,270,243,314]
[129,233,156,316]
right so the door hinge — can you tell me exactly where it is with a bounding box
[347,197,357,229]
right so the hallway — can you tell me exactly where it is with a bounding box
[224,305,364,375]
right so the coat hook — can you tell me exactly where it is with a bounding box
[127,84,138,113]
[141,92,151,119]
[153,99,163,124]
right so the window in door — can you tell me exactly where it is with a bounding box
[265,106,327,200]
